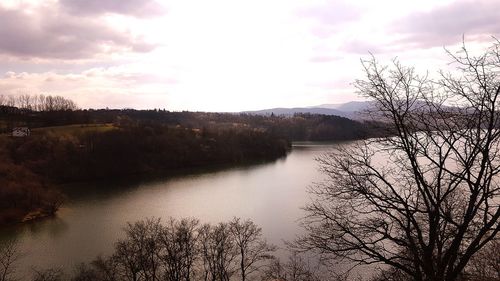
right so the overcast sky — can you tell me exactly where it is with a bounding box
[0,0,498,111]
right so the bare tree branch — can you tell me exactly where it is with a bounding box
[297,41,500,281]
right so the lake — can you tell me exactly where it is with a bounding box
[0,142,338,277]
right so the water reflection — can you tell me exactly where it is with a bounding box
[24,216,69,238]
[1,142,339,276]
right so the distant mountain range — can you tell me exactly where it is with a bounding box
[243,101,374,120]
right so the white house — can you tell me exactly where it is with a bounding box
[12,127,30,137]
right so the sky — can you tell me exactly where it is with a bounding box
[0,0,499,111]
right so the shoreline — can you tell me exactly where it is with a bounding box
[0,149,291,228]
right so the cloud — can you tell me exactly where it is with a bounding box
[0,68,176,109]
[393,0,500,48]
[296,1,361,38]
[59,0,166,17]
[297,1,360,26]
[82,67,179,85]
[308,80,350,90]
[0,4,156,60]
[341,39,387,54]
[309,55,341,63]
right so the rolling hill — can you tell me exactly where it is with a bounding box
[243,101,374,119]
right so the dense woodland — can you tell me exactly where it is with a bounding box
[0,94,384,225]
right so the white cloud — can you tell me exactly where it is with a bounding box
[0,1,157,60]
[392,0,500,48]
[0,66,176,109]
[60,0,166,17]
[0,0,497,111]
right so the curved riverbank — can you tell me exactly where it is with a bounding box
[0,142,332,277]
[0,124,290,227]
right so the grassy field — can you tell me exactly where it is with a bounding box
[0,123,117,139]
[30,123,117,135]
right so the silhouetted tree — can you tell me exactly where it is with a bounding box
[91,256,120,281]
[31,268,64,281]
[465,240,500,280]
[0,239,20,281]
[298,41,500,281]
[29,218,315,281]
[199,223,238,281]
[71,256,118,281]
[261,252,320,281]
[229,218,276,281]
[160,218,199,281]
[114,218,162,281]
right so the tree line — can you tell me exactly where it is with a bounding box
[1,217,323,281]
[0,94,384,141]
[0,121,290,225]
[0,94,77,112]
[6,122,290,183]
[0,94,377,226]
[0,94,78,130]
[2,217,498,281]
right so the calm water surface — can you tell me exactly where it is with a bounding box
[1,142,341,276]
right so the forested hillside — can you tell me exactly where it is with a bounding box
[0,94,386,225]
[1,106,384,142]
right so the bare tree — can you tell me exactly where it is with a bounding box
[35,95,46,112]
[465,239,500,280]
[369,267,412,281]
[160,218,199,281]
[23,218,278,281]
[4,96,16,108]
[113,218,163,281]
[72,264,97,281]
[261,258,287,281]
[35,95,77,111]
[31,268,64,281]
[298,41,500,281]
[261,253,320,281]
[114,236,142,281]
[91,256,119,281]
[199,223,238,281]
[17,94,34,111]
[71,256,118,281]
[229,218,276,281]
[0,239,20,281]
